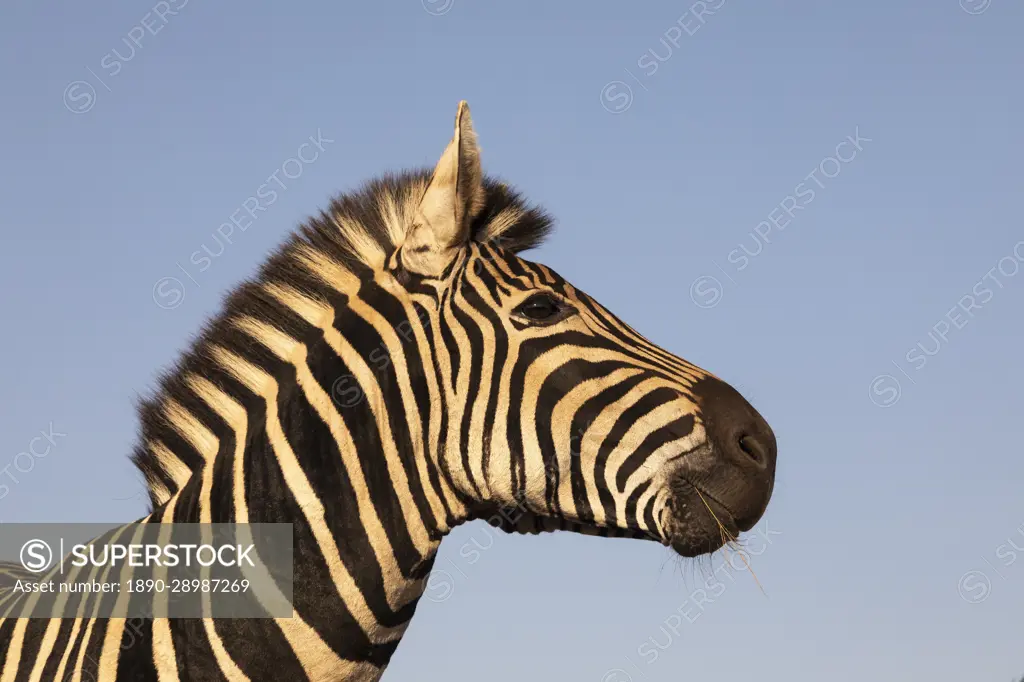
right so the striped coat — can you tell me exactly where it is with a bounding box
[0,101,776,681]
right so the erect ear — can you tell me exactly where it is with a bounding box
[402,101,486,276]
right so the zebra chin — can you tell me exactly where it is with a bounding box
[662,471,750,558]
[660,455,775,558]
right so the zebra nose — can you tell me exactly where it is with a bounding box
[692,377,776,476]
[738,433,770,469]
[734,421,775,472]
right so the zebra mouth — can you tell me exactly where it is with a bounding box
[664,481,741,558]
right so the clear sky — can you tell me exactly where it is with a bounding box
[2,1,1022,680]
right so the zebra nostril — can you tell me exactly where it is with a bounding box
[737,434,768,468]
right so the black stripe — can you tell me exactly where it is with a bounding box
[593,387,680,527]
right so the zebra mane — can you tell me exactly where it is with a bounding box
[131,168,552,508]
[292,168,554,273]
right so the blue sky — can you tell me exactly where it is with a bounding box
[1,0,1022,679]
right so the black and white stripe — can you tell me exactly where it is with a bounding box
[0,101,776,681]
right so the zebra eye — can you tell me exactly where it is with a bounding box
[514,293,565,324]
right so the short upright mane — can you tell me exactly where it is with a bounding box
[132,168,552,508]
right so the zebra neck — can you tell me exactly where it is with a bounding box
[136,281,485,668]
[227,341,452,606]
[192,367,446,671]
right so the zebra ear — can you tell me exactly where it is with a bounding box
[403,101,486,275]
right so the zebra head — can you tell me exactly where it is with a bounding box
[390,102,777,558]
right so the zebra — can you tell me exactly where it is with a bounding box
[0,101,776,681]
